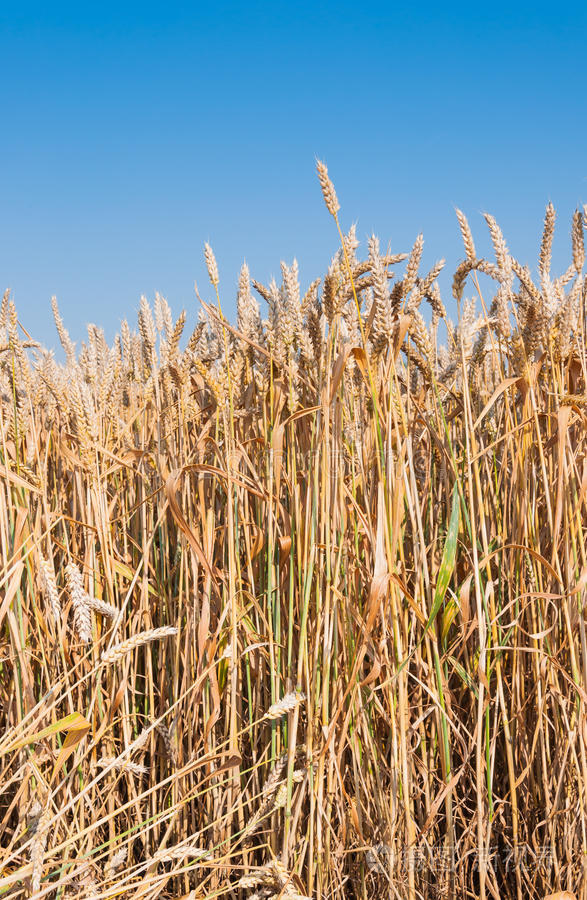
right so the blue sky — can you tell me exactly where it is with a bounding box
[3,1,587,348]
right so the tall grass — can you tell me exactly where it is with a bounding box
[1,165,586,900]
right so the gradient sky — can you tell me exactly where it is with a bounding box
[3,1,587,349]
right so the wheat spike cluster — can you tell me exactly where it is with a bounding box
[1,162,587,900]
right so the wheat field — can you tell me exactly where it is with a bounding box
[1,162,586,900]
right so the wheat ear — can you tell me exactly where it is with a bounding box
[39,556,61,625]
[204,243,220,287]
[29,802,50,896]
[263,690,305,721]
[316,160,340,217]
[96,756,148,777]
[65,562,92,644]
[86,596,119,620]
[100,627,178,665]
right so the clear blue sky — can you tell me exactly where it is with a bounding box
[3,1,587,348]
